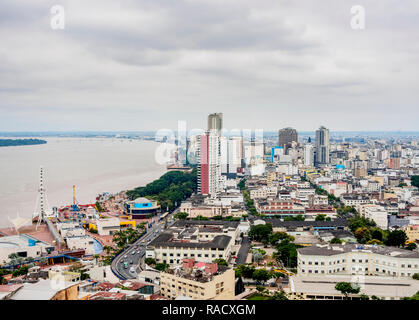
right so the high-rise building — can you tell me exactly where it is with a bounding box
[197,132,221,197]
[208,113,223,135]
[229,136,243,169]
[315,126,330,165]
[304,144,314,166]
[243,140,264,166]
[278,127,298,153]
[219,136,228,174]
[219,136,242,177]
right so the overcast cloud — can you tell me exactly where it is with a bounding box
[0,0,418,132]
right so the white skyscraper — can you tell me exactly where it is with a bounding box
[197,131,221,197]
[304,143,314,166]
[220,136,228,174]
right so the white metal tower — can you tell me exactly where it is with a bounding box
[33,166,53,226]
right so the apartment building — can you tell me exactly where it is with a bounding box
[249,186,278,199]
[341,194,370,207]
[160,259,235,300]
[146,220,239,266]
[357,204,389,230]
[178,202,232,219]
[402,225,419,243]
[255,199,305,216]
[297,244,419,279]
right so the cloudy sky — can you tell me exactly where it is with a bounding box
[1,0,418,132]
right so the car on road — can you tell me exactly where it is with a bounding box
[130,260,133,264]
[124,255,128,259]
[131,251,135,255]
[129,266,136,273]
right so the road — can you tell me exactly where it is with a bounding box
[235,236,251,265]
[110,208,180,280]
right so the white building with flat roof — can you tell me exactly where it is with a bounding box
[0,235,54,263]
[297,244,419,279]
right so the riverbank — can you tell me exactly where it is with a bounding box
[0,139,47,147]
[0,138,167,227]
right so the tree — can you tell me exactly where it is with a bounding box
[248,224,273,242]
[406,243,417,251]
[284,215,305,221]
[252,269,271,283]
[235,265,255,279]
[12,265,29,277]
[371,229,383,241]
[385,230,407,247]
[252,251,264,264]
[349,215,376,233]
[335,282,360,299]
[194,215,209,221]
[354,227,371,243]
[412,273,419,280]
[366,239,384,245]
[145,258,156,266]
[213,258,228,266]
[256,285,266,293]
[273,239,300,268]
[411,176,419,188]
[330,237,342,244]
[155,263,169,272]
[269,232,294,245]
[174,212,188,220]
[315,214,326,221]
[269,290,288,300]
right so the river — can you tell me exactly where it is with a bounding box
[0,137,167,227]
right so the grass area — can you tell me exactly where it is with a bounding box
[247,293,270,300]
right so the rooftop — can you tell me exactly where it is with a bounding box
[298,243,419,258]
[289,274,419,298]
[148,233,232,249]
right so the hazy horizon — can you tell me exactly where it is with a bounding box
[1,1,418,131]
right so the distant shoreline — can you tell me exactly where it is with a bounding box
[0,138,47,147]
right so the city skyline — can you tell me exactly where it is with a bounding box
[1,1,419,132]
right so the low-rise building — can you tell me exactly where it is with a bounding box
[402,225,419,243]
[297,243,419,279]
[160,259,235,300]
[96,217,120,236]
[341,194,370,207]
[287,274,419,300]
[125,197,160,219]
[357,204,388,230]
[65,236,96,255]
[146,220,239,266]
[0,235,54,263]
[179,202,232,219]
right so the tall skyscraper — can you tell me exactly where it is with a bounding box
[315,126,330,165]
[278,127,298,153]
[304,143,314,166]
[219,136,228,174]
[208,113,223,135]
[197,131,221,197]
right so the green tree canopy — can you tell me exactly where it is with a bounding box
[248,223,273,242]
[335,282,360,299]
[385,230,407,247]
